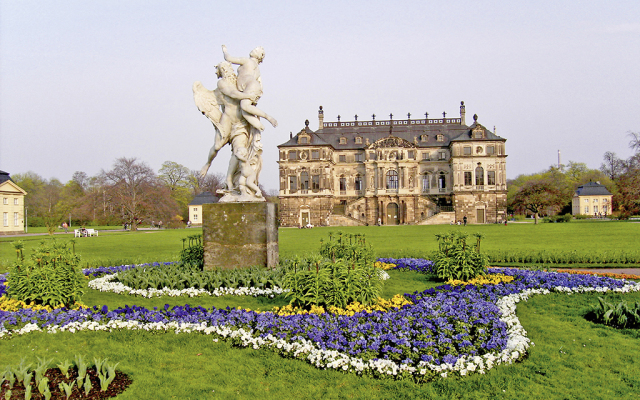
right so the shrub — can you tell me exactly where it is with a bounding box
[586,297,640,329]
[281,255,385,308]
[179,234,204,270]
[319,231,374,266]
[433,232,488,281]
[115,263,285,291]
[6,240,85,307]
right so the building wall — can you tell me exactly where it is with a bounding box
[190,205,203,225]
[0,182,26,234]
[572,195,613,216]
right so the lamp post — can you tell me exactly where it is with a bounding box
[25,206,28,233]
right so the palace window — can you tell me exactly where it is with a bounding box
[487,171,496,185]
[420,134,429,142]
[300,170,309,191]
[339,137,347,144]
[584,206,589,213]
[464,172,472,186]
[355,175,363,191]
[289,176,297,192]
[408,150,415,159]
[14,213,19,226]
[2,198,7,205]
[386,170,398,189]
[463,146,471,155]
[486,145,495,154]
[3,213,7,227]
[299,136,308,144]
[422,152,430,161]
[474,130,484,139]
[422,174,431,192]
[14,198,18,205]
[288,151,297,160]
[311,150,319,160]
[475,166,484,186]
[355,136,362,144]
[438,173,446,191]
[339,176,347,192]
[355,153,364,162]
[439,152,446,160]
[339,155,346,163]
[311,175,320,190]
[436,134,444,142]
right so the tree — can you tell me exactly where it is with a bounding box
[613,132,640,217]
[511,177,564,224]
[102,157,179,230]
[600,151,624,181]
[159,161,192,220]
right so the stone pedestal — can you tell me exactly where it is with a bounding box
[202,202,279,270]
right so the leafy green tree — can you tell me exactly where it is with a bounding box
[512,177,564,223]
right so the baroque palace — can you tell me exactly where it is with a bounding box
[277,102,507,227]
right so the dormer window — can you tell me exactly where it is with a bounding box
[473,127,484,139]
[436,134,444,142]
[339,137,347,145]
[355,136,362,144]
[421,134,429,142]
[298,136,309,144]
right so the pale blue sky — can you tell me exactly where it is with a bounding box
[1,0,639,190]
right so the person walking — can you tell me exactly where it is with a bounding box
[463,216,467,226]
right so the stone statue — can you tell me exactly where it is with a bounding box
[193,46,277,203]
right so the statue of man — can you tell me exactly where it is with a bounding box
[193,61,255,178]
[222,45,278,131]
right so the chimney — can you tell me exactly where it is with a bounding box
[460,101,466,125]
[318,106,324,130]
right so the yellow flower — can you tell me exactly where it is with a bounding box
[446,274,514,287]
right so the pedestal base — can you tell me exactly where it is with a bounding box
[202,202,279,270]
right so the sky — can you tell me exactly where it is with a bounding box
[1,0,639,191]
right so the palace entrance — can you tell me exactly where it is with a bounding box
[386,203,399,225]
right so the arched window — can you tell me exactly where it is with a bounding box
[386,170,398,189]
[339,175,347,193]
[300,170,309,192]
[355,175,363,192]
[475,166,484,186]
[422,174,430,192]
[438,172,446,191]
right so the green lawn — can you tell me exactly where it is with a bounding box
[2,222,640,398]
[2,221,639,272]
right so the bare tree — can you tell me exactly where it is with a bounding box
[102,157,178,230]
[600,151,624,181]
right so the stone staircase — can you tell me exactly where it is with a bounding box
[418,211,456,225]
[328,214,367,226]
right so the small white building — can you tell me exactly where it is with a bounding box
[0,170,27,234]
[572,182,613,216]
[188,192,218,226]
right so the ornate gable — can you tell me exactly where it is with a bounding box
[368,136,416,149]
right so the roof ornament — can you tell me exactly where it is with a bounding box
[354,114,358,121]
[305,119,309,127]
[473,114,478,122]
[389,113,393,120]
[442,111,447,118]
[407,112,411,119]
[425,111,429,119]
[372,113,376,121]
[337,115,341,122]
[318,105,323,115]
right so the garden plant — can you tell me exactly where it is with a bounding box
[1,223,640,398]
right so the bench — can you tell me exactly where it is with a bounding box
[74,229,99,237]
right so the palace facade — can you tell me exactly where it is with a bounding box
[277,103,507,226]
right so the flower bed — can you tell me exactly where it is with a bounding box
[1,259,639,382]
